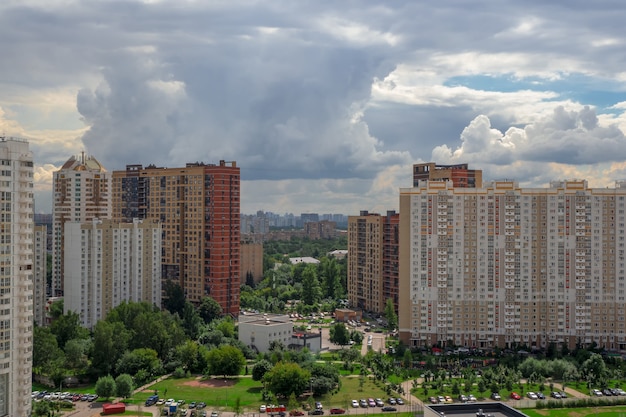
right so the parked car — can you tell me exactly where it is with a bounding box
[591,389,603,397]
[444,396,453,404]
[197,402,207,409]
[388,398,396,405]
[189,402,197,409]
[490,393,501,400]
[536,392,545,400]
[211,412,219,417]
[527,392,538,400]
[458,395,468,402]
[375,398,384,407]
[396,398,404,405]
[260,405,267,413]
[510,392,521,400]
[308,410,323,416]
[329,409,345,415]
[368,398,376,407]
[351,400,359,408]
[382,406,397,412]
[359,399,367,408]
[603,389,613,396]
[559,392,568,398]
[290,411,304,416]
[467,395,476,402]
[315,402,323,410]
[429,397,438,404]
[551,392,562,399]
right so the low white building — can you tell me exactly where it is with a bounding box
[239,313,323,354]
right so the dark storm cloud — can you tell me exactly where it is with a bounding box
[3,0,626,214]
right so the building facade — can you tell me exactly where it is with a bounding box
[0,137,33,417]
[382,211,400,313]
[347,211,400,314]
[238,313,322,353]
[304,220,337,239]
[413,162,482,188]
[240,241,263,285]
[64,218,162,328]
[33,225,47,326]
[112,161,240,314]
[52,154,111,296]
[399,179,626,350]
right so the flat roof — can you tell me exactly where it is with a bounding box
[428,402,529,417]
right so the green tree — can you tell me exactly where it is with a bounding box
[252,359,273,381]
[263,361,311,398]
[115,348,161,378]
[33,326,63,372]
[115,374,134,398]
[300,264,321,305]
[49,310,88,349]
[384,299,398,331]
[175,341,200,372]
[329,323,350,346]
[181,300,202,339]
[48,299,64,319]
[215,317,235,338]
[32,399,54,417]
[95,375,117,399]
[205,345,246,377]
[64,338,91,370]
[162,280,186,315]
[581,353,608,386]
[198,296,223,324]
[91,320,131,376]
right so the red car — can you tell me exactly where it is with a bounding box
[510,392,521,400]
[329,409,345,415]
[290,411,304,416]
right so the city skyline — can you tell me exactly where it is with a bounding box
[2,1,626,216]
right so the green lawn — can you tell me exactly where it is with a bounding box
[524,406,626,417]
[128,374,394,412]
[129,376,264,409]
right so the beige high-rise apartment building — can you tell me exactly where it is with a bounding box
[112,161,240,314]
[64,218,162,328]
[0,137,33,417]
[52,154,111,296]
[399,179,626,350]
[33,225,48,326]
[348,210,399,314]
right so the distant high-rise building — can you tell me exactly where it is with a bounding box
[347,210,399,314]
[52,154,111,296]
[0,137,33,417]
[33,225,48,326]
[240,241,264,285]
[399,178,626,350]
[300,213,319,225]
[112,161,240,314]
[304,220,337,239]
[413,162,482,188]
[64,218,162,328]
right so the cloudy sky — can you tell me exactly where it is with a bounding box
[3,0,626,215]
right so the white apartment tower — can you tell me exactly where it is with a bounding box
[399,179,626,351]
[64,218,162,328]
[52,154,110,296]
[0,137,33,417]
[33,225,47,326]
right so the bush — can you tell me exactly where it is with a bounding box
[173,366,186,378]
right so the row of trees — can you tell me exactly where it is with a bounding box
[34,296,252,387]
[251,342,341,400]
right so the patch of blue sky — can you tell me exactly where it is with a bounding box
[444,73,626,114]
